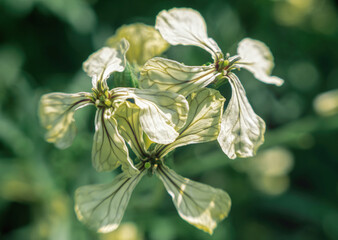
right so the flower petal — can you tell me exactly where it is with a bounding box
[112,87,189,144]
[140,57,219,97]
[92,108,138,175]
[156,88,225,158]
[75,168,146,233]
[237,38,284,86]
[218,73,266,159]
[106,23,169,66]
[83,39,129,88]
[156,164,231,234]
[156,8,222,60]
[114,101,149,160]
[39,92,91,149]
[133,88,189,144]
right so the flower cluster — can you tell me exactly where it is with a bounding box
[39,8,283,235]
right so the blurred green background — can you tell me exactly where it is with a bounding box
[1,0,338,239]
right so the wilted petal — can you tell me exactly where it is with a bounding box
[140,57,219,97]
[39,92,92,149]
[156,8,222,60]
[83,39,129,88]
[218,73,266,159]
[106,23,169,66]
[156,88,225,158]
[237,38,284,86]
[114,101,149,159]
[156,164,231,234]
[75,168,146,233]
[92,108,138,175]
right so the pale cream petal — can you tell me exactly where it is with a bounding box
[106,23,169,66]
[75,168,146,233]
[114,101,149,160]
[133,88,189,144]
[39,92,92,149]
[237,38,284,86]
[156,164,231,234]
[112,87,189,144]
[92,108,138,175]
[156,8,222,60]
[218,73,266,159]
[140,57,219,97]
[83,39,129,88]
[156,88,225,158]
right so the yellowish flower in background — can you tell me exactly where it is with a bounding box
[75,88,231,235]
[106,23,169,67]
[140,8,284,160]
[39,38,188,176]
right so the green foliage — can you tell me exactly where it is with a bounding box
[0,0,338,240]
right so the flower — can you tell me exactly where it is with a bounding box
[140,8,284,159]
[106,23,169,67]
[74,88,231,234]
[39,38,189,176]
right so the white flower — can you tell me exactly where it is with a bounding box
[75,88,231,234]
[140,8,284,159]
[39,39,189,176]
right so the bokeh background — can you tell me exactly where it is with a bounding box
[1,0,338,239]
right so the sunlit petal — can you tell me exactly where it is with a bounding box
[92,108,138,175]
[75,168,146,233]
[156,8,222,60]
[112,87,189,144]
[39,92,92,149]
[156,164,231,234]
[106,23,169,66]
[218,73,266,159]
[140,57,219,97]
[83,39,129,88]
[156,88,225,158]
[114,101,149,160]
[237,38,284,86]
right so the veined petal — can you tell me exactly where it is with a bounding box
[113,87,189,144]
[156,8,222,60]
[75,167,146,233]
[106,23,169,66]
[218,73,266,159]
[140,57,219,97]
[156,164,231,234]
[39,92,92,149]
[237,38,284,86]
[133,89,189,144]
[92,108,138,175]
[114,101,149,160]
[83,39,129,88]
[156,88,225,158]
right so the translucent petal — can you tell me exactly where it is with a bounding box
[237,38,284,86]
[156,88,225,158]
[140,57,219,97]
[39,92,91,149]
[156,164,231,234]
[83,39,129,88]
[106,23,169,66]
[218,73,266,159]
[112,87,189,144]
[75,168,146,233]
[156,8,222,60]
[92,108,138,175]
[114,101,149,160]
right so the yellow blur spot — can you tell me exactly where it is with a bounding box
[100,222,143,240]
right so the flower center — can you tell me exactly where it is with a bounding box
[144,156,161,174]
[91,89,114,108]
[216,55,241,75]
